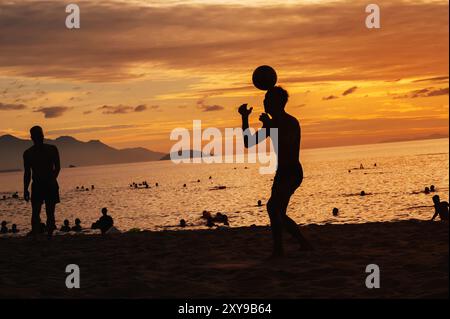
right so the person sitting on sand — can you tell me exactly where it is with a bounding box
[179,219,187,227]
[60,219,71,232]
[206,216,215,228]
[213,213,229,226]
[257,200,263,207]
[424,187,430,194]
[222,215,229,226]
[201,210,212,220]
[71,218,82,232]
[1,221,8,234]
[430,185,436,192]
[91,207,114,235]
[10,224,19,234]
[332,207,339,216]
[431,195,449,221]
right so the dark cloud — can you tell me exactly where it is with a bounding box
[34,106,70,118]
[322,95,339,101]
[197,96,224,112]
[394,87,449,99]
[426,87,449,97]
[0,0,447,82]
[134,104,147,112]
[99,105,133,114]
[412,76,449,83]
[201,105,224,112]
[0,102,27,110]
[342,86,358,96]
[99,104,148,114]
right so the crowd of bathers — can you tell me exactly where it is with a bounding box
[130,181,152,189]
[1,207,115,236]
[75,185,95,192]
[1,221,19,234]
[1,192,20,200]
[1,179,448,238]
[58,207,115,235]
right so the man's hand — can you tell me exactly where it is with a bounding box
[238,104,253,117]
[24,190,30,202]
[259,113,271,127]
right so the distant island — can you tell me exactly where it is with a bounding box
[159,150,208,161]
[0,134,166,171]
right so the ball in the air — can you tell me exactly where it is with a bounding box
[252,65,277,91]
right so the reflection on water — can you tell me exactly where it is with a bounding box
[0,138,448,233]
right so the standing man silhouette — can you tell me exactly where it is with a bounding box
[239,86,312,258]
[23,126,61,238]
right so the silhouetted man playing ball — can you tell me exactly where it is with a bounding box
[239,86,312,258]
[23,126,61,238]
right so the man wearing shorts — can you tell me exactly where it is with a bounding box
[239,86,312,258]
[23,126,61,238]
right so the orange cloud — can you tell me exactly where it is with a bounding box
[0,0,448,83]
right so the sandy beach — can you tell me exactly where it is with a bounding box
[0,219,447,299]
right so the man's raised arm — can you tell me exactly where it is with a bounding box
[238,104,270,148]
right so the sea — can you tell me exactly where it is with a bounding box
[0,138,448,234]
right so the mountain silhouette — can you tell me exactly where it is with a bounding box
[0,134,165,171]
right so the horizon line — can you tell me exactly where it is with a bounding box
[1,133,449,154]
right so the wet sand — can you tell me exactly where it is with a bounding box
[0,220,447,298]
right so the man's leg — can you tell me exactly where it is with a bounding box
[282,215,311,249]
[267,195,286,257]
[45,202,56,237]
[277,195,312,250]
[31,201,42,235]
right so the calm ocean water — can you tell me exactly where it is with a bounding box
[0,138,448,234]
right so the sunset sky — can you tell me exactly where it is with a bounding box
[0,0,448,152]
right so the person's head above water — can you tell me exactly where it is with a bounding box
[30,126,44,145]
[264,86,289,117]
[101,207,108,216]
[432,195,440,205]
[63,219,69,226]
